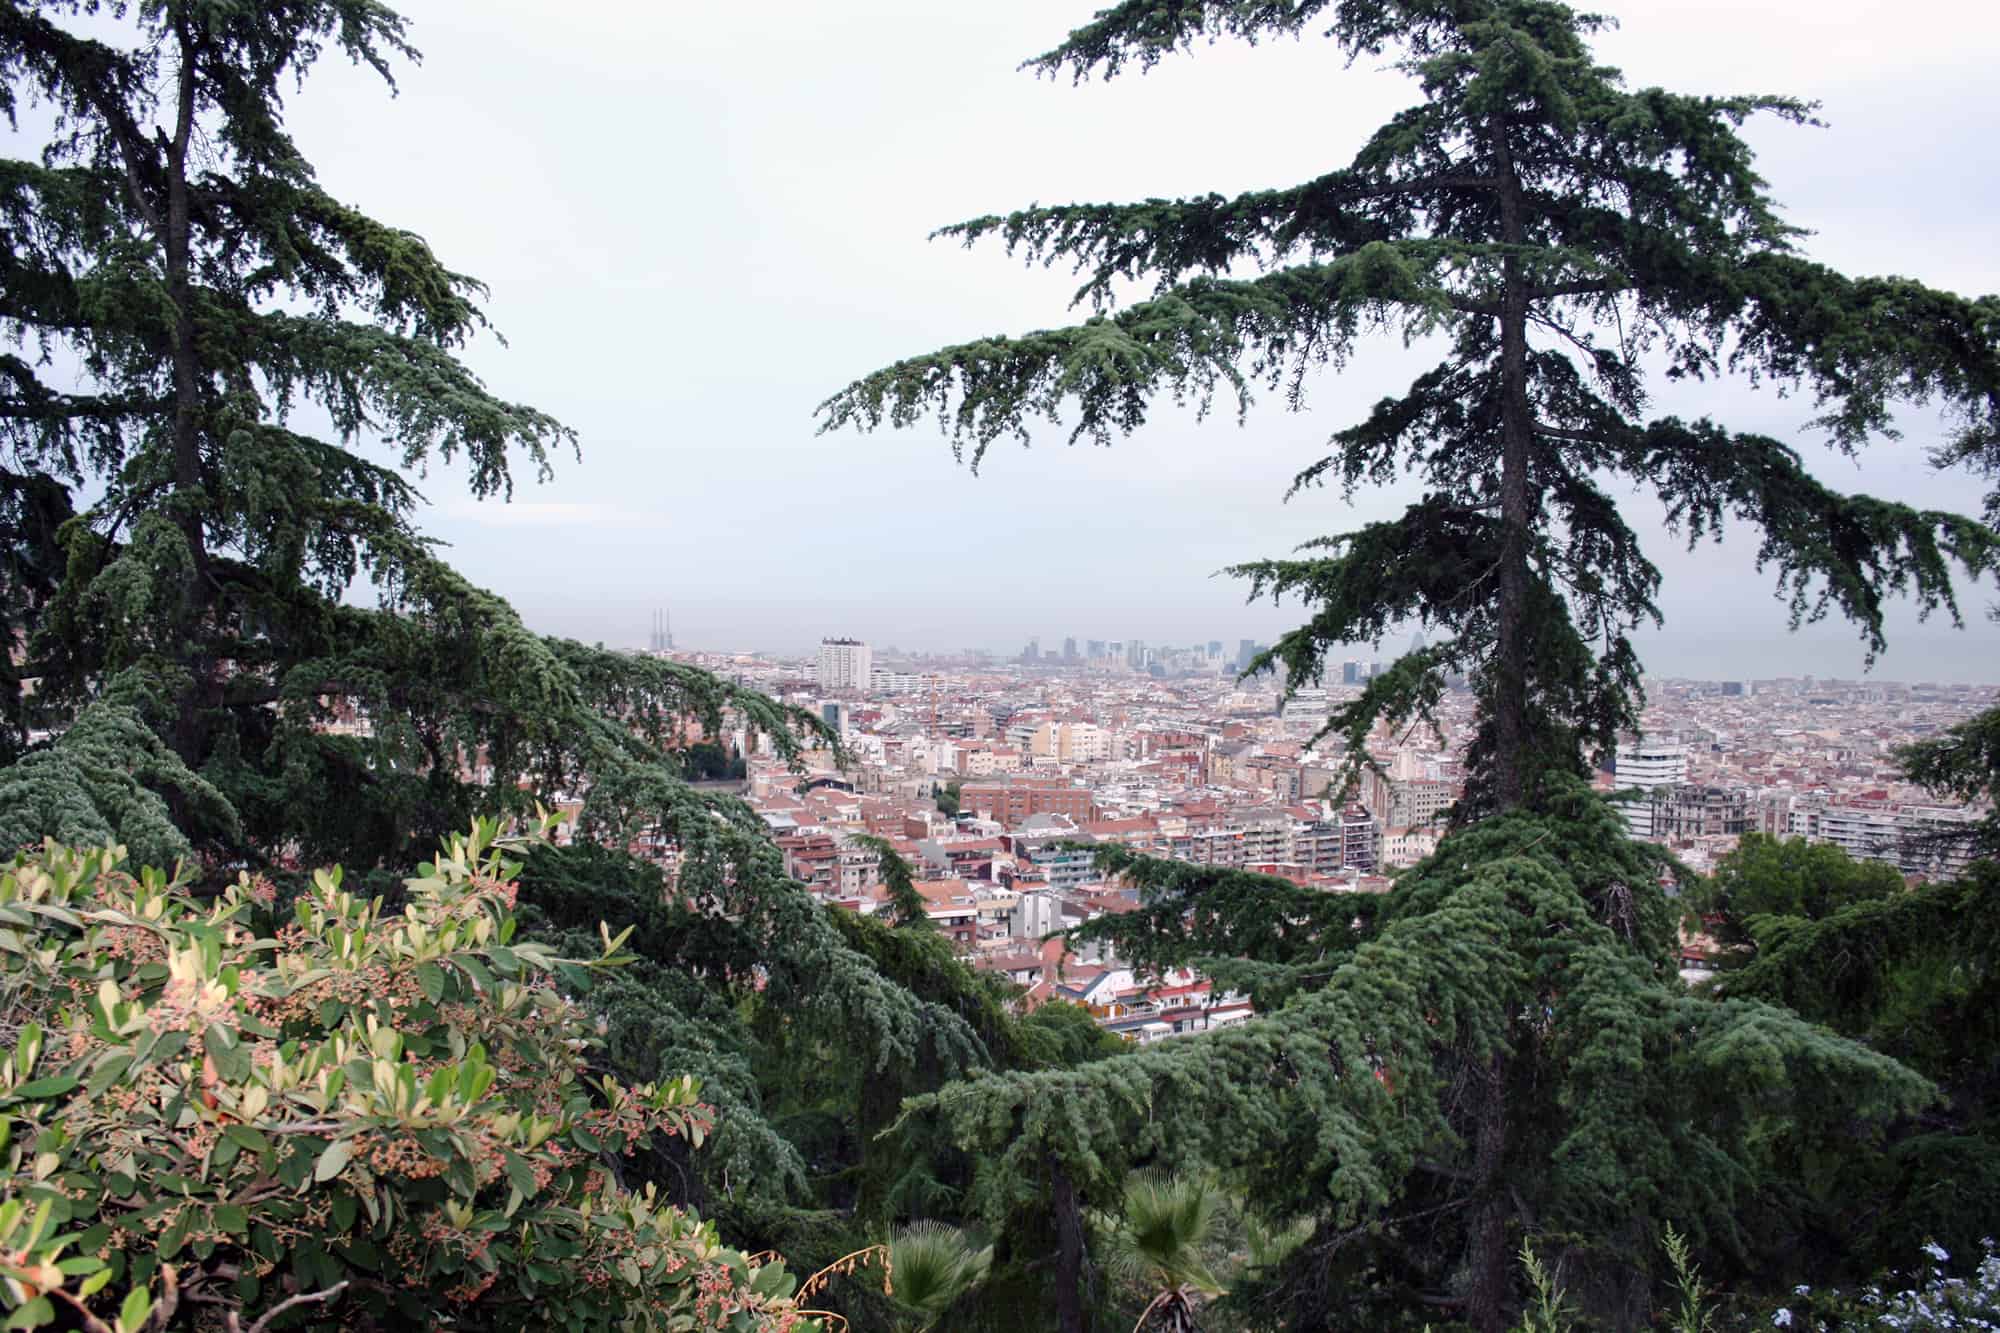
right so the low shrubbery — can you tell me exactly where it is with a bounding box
[0,818,813,1331]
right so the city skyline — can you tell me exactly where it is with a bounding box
[261,0,1999,687]
[638,614,2000,685]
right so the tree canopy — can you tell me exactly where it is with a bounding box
[821,2,2000,1328]
[822,0,2000,814]
[1,3,1995,1331]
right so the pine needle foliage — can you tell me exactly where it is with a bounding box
[1070,843,1383,1007]
[1895,703,2000,864]
[0,691,235,871]
[898,781,1934,1329]
[0,2,835,878]
[821,0,2000,814]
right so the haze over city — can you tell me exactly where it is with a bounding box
[259,0,1999,681]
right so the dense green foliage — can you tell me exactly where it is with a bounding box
[1698,831,1903,945]
[823,0,2000,814]
[820,6,2000,1327]
[901,783,1936,1329]
[0,821,812,1330]
[1718,852,2000,1277]
[2,3,1995,1331]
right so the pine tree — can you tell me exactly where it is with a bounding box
[0,10,1010,1317]
[821,0,2000,813]
[1895,697,2000,863]
[902,782,1936,1329]
[820,21,2000,1313]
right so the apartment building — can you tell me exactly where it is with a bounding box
[959,776,1097,827]
[816,637,873,692]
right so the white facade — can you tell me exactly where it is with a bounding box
[870,669,920,695]
[1614,739,1690,838]
[816,638,872,692]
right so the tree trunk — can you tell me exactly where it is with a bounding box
[1465,1052,1511,1333]
[1491,116,1534,814]
[164,18,212,769]
[1051,1155,1091,1333]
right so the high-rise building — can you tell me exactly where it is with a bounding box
[648,608,674,653]
[1126,638,1147,670]
[1062,636,1078,662]
[816,637,872,692]
[1207,640,1224,658]
[1086,639,1105,659]
[1236,639,1258,674]
[1613,737,1690,839]
[1614,738,1689,789]
[1021,636,1040,664]
[1342,659,1359,685]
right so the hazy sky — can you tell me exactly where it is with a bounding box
[273,1,2000,679]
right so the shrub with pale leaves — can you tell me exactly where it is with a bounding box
[1770,1240,2000,1332]
[0,816,814,1331]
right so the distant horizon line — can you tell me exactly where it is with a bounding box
[636,641,1999,691]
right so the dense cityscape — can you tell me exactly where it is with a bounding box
[5,0,1999,1329]
[612,626,1998,1044]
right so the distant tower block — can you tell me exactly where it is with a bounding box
[649,608,676,653]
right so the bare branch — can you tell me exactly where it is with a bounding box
[228,1281,350,1333]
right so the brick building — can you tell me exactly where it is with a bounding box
[959,777,1097,828]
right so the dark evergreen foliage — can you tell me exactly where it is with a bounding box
[895,783,1931,1328]
[822,0,2000,814]
[1896,702,2000,863]
[1719,856,2000,1278]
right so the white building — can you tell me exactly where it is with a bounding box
[869,669,921,695]
[1614,738,1690,839]
[816,637,872,692]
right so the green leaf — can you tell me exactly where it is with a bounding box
[222,1125,269,1158]
[204,1024,251,1084]
[329,1193,357,1231]
[314,1138,355,1183]
[118,1288,151,1333]
[5,1296,54,1329]
[415,961,446,1003]
[7,1075,78,1101]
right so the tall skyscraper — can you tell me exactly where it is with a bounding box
[1342,659,1360,685]
[1062,636,1078,661]
[1237,639,1258,674]
[1207,640,1224,658]
[817,637,872,691]
[1127,638,1147,670]
[648,608,675,652]
[1022,636,1041,664]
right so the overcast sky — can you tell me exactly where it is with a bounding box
[273,0,1999,679]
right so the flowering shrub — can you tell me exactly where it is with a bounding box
[1770,1240,2000,1331]
[0,817,814,1331]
